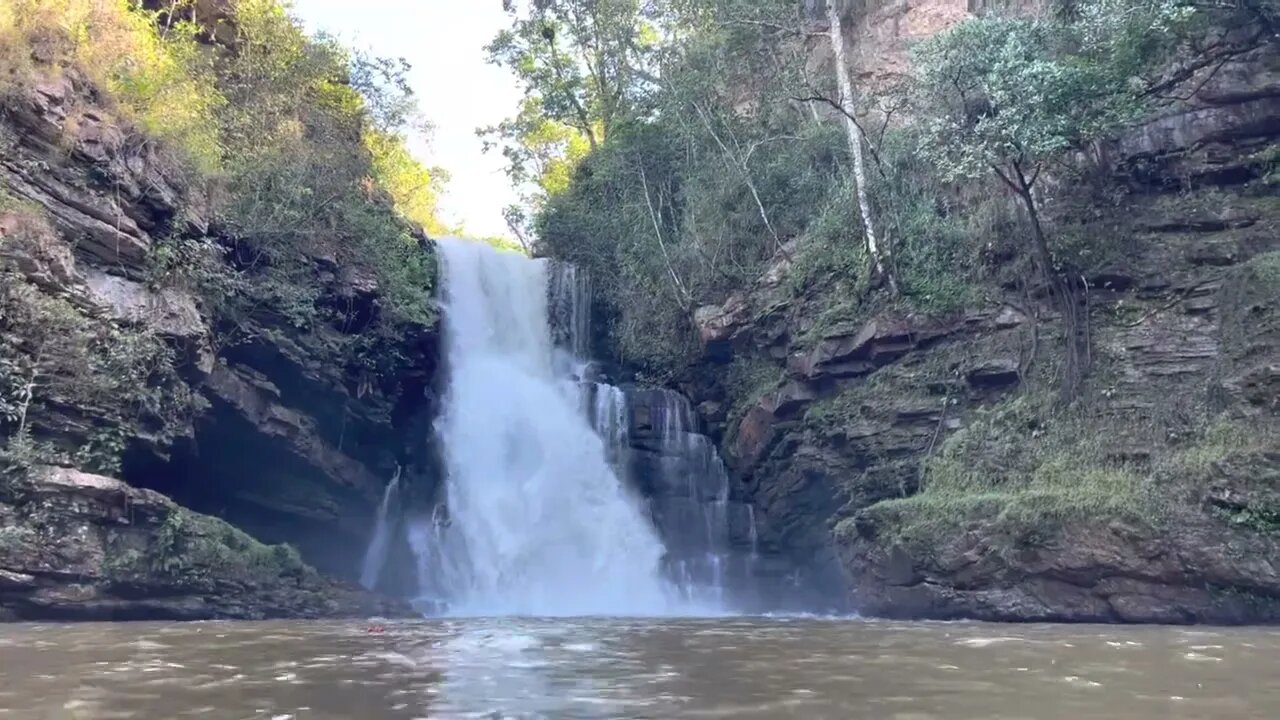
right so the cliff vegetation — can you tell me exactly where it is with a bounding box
[0,0,446,618]
[506,0,1280,620]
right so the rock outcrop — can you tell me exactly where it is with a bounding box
[1,61,437,618]
[673,33,1280,622]
[843,456,1280,624]
[0,467,411,621]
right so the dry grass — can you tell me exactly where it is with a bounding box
[0,0,223,173]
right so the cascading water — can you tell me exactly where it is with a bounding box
[547,263,754,610]
[630,389,737,607]
[420,237,679,616]
[359,468,401,591]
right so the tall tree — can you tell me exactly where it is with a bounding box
[823,0,894,292]
[485,0,664,242]
[913,0,1193,397]
[486,0,662,148]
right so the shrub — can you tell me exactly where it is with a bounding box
[0,267,200,474]
[852,393,1156,548]
[5,1,445,332]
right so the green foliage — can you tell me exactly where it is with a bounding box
[486,0,660,144]
[5,0,446,332]
[1,0,224,175]
[483,0,671,241]
[211,0,441,328]
[802,383,875,430]
[853,392,1156,548]
[912,1,1193,187]
[853,381,1280,550]
[1247,250,1280,289]
[538,108,845,374]
[870,130,1005,314]
[528,0,1211,382]
[140,507,312,585]
[722,356,783,429]
[0,265,199,473]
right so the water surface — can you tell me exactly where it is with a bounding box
[1,618,1276,719]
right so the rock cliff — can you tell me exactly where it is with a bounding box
[0,467,409,620]
[0,66,434,619]
[678,32,1280,622]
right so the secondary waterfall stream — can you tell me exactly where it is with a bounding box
[359,468,401,591]
[417,238,681,616]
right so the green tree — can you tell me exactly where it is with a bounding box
[821,0,893,293]
[487,0,663,147]
[912,0,1193,396]
[484,0,669,245]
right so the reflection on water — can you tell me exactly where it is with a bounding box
[1,617,1278,719]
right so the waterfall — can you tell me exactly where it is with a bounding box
[633,389,736,607]
[360,468,401,591]
[422,238,677,616]
[546,260,592,360]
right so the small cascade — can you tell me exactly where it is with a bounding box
[626,388,747,607]
[586,382,630,471]
[548,257,760,609]
[546,260,593,361]
[359,468,401,591]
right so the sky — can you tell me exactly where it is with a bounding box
[292,0,522,238]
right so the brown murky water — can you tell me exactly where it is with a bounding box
[1,617,1278,719]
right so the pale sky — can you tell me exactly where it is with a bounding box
[293,0,521,238]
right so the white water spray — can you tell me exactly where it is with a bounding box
[423,238,678,616]
[360,468,401,590]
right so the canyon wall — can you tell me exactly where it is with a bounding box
[0,68,434,619]
[675,21,1280,622]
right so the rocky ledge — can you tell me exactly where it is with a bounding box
[0,467,412,621]
[1,51,436,618]
[844,450,1280,624]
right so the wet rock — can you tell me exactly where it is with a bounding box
[203,363,382,500]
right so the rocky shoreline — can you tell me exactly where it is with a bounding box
[0,467,412,621]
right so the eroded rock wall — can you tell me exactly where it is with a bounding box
[0,467,411,620]
[676,28,1280,622]
[0,67,437,619]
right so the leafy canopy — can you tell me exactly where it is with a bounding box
[912,0,1195,184]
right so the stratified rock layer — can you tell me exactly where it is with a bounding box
[674,34,1280,622]
[1,64,436,618]
[0,467,411,620]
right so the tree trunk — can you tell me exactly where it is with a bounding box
[825,0,895,293]
[1010,172,1087,401]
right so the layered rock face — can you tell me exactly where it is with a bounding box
[679,35,1280,622]
[1,69,435,618]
